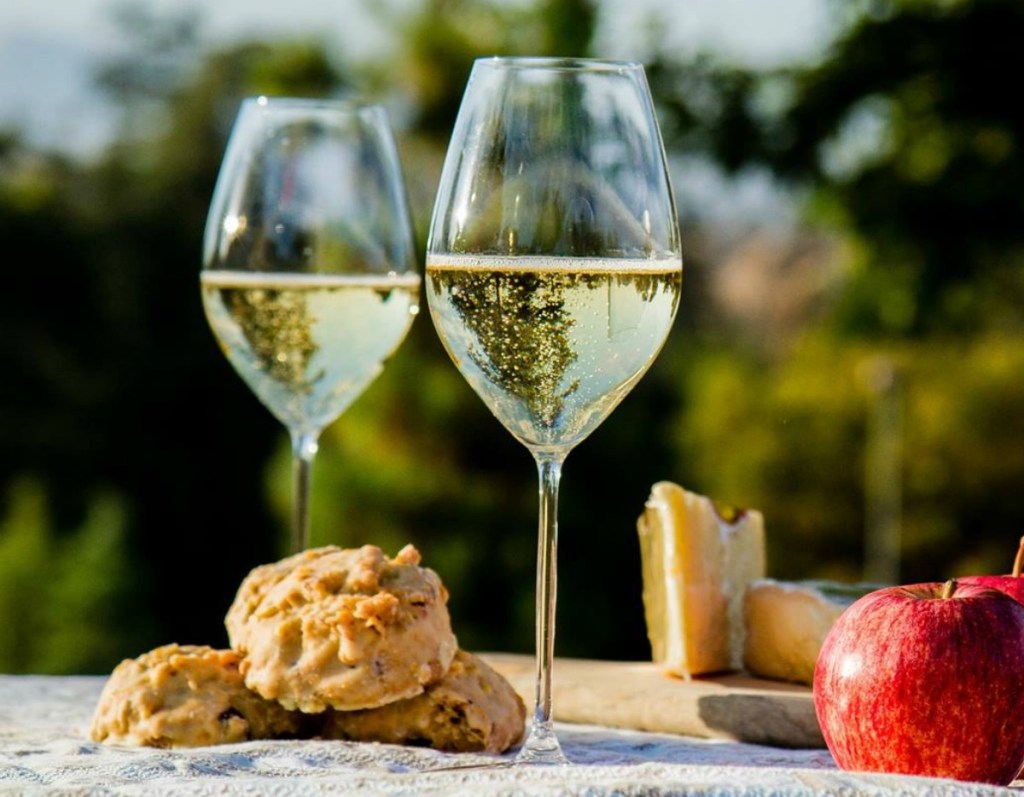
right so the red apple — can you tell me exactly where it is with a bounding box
[959,536,1024,604]
[813,579,1024,785]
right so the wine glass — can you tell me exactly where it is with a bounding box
[201,96,420,554]
[425,58,683,764]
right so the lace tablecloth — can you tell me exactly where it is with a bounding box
[0,675,1019,796]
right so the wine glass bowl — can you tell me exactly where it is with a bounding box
[426,258,681,453]
[202,96,420,553]
[426,58,682,764]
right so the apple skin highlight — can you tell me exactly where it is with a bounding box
[813,580,1024,786]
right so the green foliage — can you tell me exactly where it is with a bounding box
[0,479,143,673]
[0,12,364,672]
[656,0,1024,336]
[0,480,48,672]
[3,0,1024,673]
[675,330,1024,584]
[368,0,597,138]
[647,0,1024,589]
[674,337,868,580]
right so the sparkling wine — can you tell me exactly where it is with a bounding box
[201,271,420,433]
[426,254,682,452]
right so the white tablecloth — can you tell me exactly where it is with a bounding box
[0,675,1018,796]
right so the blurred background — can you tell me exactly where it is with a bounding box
[2,0,1023,674]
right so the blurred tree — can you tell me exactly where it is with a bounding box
[0,0,650,672]
[304,0,674,658]
[652,0,1024,582]
[655,0,1024,337]
[0,478,142,673]
[5,0,1024,675]
[0,10,362,670]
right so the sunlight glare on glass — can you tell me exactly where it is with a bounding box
[223,214,246,236]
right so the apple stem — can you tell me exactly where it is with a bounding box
[1013,536,1024,578]
[941,579,957,600]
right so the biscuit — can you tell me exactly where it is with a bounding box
[88,644,309,747]
[225,544,458,712]
[319,650,526,753]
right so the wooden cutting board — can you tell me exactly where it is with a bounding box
[480,653,824,749]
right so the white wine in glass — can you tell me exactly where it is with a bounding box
[426,58,683,764]
[202,96,420,553]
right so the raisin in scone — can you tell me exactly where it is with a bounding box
[320,650,526,753]
[225,544,457,712]
[89,644,309,747]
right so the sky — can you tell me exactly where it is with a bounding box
[0,0,833,228]
[0,0,833,155]
[1,0,833,61]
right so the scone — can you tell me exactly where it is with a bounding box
[319,650,526,753]
[89,644,309,747]
[225,543,458,712]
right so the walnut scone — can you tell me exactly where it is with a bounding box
[89,644,309,748]
[225,544,458,713]
[319,650,526,753]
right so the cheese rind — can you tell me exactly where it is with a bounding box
[637,481,765,678]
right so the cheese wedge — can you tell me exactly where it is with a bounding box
[742,579,879,684]
[636,481,765,678]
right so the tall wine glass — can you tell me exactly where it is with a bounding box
[425,58,683,764]
[202,96,420,554]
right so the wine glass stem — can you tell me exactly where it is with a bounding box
[290,429,320,553]
[518,451,570,765]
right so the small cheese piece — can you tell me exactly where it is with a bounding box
[637,481,765,678]
[742,579,879,684]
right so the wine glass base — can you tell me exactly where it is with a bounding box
[425,722,570,772]
[514,720,570,766]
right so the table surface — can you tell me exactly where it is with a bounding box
[0,674,1019,796]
